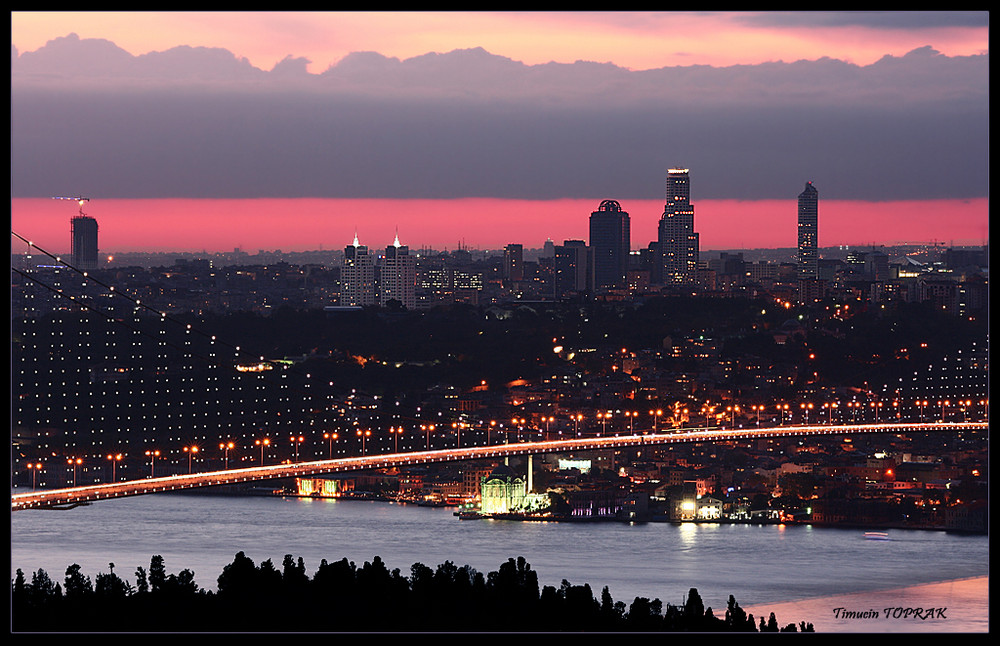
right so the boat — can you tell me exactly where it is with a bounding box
[457,510,483,520]
[864,531,890,541]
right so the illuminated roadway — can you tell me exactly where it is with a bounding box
[11,421,987,511]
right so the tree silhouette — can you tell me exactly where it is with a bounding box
[12,554,814,632]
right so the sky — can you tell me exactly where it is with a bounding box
[10,11,990,253]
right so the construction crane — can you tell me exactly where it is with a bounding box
[52,195,90,217]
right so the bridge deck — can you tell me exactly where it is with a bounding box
[11,422,987,511]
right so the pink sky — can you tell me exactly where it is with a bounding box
[11,197,989,256]
[11,11,989,73]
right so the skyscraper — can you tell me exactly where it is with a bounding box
[380,232,416,309]
[589,199,630,290]
[797,181,819,280]
[341,233,376,306]
[554,240,593,297]
[503,243,524,285]
[657,168,699,285]
[71,215,99,271]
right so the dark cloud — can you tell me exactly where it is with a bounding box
[10,35,988,202]
[736,11,988,30]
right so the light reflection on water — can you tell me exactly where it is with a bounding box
[11,493,988,630]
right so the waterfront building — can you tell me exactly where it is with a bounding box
[589,199,631,290]
[657,168,699,285]
[380,233,416,309]
[71,215,99,271]
[479,464,527,514]
[797,181,819,280]
[341,233,376,306]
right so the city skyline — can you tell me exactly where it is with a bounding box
[10,193,990,257]
[10,11,988,256]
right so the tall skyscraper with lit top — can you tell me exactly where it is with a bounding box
[589,199,630,290]
[797,181,819,280]
[381,232,416,309]
[657,168,699,285]
[342,233,376,306]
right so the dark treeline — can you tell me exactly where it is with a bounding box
[12,553,814,632]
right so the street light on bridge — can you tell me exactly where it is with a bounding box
[702,405,716,427]
[389,427,403,453]
[844,401,858,424]
[959,399,973,422]
[356,429,371,455]
[598,411,612,436]
[937,399,950,422]
[220,441,235,469]
[67,457,82,486]
[288,436,304,462]
[727,404,741,428]
[650,409,663,433]
[184,445,199,473]
[542,416,556,439]
[27,461,43,490]
[322,432,337,459]
[106,453,123,482]
[144,449,161,477]
[800,402,813,425]
[870,401,883,423]
[255,438,271,464]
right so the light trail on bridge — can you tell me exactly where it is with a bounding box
[11,421,987,511]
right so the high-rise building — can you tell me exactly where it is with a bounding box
[657,168,699,285]
[71,215,99,271]
[554,240,593,297]
[504,243,524,285]
[341,233,376,306]
[380,232,416,309]
[797,181,819,280]
[589,199,631,290]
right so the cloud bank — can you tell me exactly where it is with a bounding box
[11,34,988,202]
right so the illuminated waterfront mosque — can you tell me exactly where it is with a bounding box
[479,464,527,515]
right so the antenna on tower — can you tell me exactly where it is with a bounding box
[53,195,91,217]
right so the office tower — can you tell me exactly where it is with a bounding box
[797,181,819,280]
[554,240,593,297]
[504,243,524,284]
[341,233,376,306]
[542,238,555,259]
[589,199,631,290]
[657,168,699,285]
[71,215,99,271]
[381,232,416,309]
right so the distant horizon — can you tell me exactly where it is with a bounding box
[11,196,988,258]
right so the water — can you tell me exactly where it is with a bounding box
[11,492,988,632]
